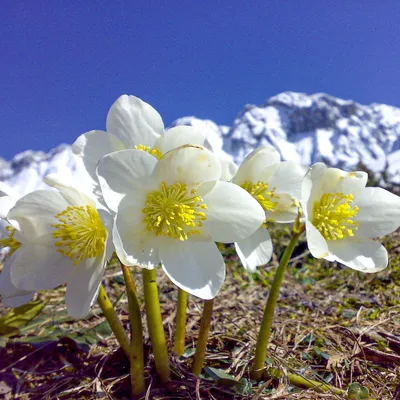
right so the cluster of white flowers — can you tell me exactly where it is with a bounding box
[2,94,400,318]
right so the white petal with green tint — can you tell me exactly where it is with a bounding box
[0,196,16,219]
[235,227,273,272]
[153,145,222,187]
[106,95,163,148]
[65,255,106,318]
[97,150,157,212]
[44,174,96,208]
[305,220,329,258]
[112,221,160,269]
[354,187,400,238]
[202,181,265,243]
[155,125,206,154]
[233,145,281,185]
[8,191,68,240]
[72,130,125,180]
[159,239,225,299]
[328,237,388,273]
[267,161,307,200]
[0,254,34,307]
[10,243,73,290]
[220,159,238,181]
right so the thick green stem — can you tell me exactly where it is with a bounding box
[192,299,214,376]
[251,229,303,380]
[174,289,188,357]
[121,264,145,398]
[97,284,130,357]
[287,373,345,395]
[142,268,170,382]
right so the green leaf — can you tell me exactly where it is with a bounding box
[314,347,331,360]
[93,320,113,339]
[204,367,239,387]
[0,300,46,337]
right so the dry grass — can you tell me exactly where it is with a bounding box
[1,226,400,399]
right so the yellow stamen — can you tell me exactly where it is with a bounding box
[0,226,21,256]
[134,144,163,160]
[241,180,279,213]
[51,205,107,265]
[142,182,207,241]
[312,192,359,241]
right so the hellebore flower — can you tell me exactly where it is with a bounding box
[0,182,34,307]
[72,94,237,183]
[232,146,306,272]
[5,176,113,317]
[97,145,265,299]
[301,163,400,272]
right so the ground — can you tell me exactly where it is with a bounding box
[1,224,400,400]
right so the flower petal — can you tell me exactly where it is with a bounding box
[72,130,126,180]
[202,181,265,243]
[220,159,238,181]
[305,220,329,258]
[0,255,35,307]
[328,237,388,273]
[153,145,221,187]
[8,191,68,239]
[306,164,367,218]
[235,227,273,272]
[267,161,307,200]
[355,187,400,238]
[233,146,281,185]
[97,150,157,212]
[106,95,163,148]
[159,239,225,299]
[98,209,114,260]
[44,174,95,207]
[10,244,73,291]
[155,125,206,154]
[267,192,298,223]
[0,195,17,219]
[113,206,160,269]
[65,255,105,318]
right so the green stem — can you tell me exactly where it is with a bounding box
[174,289,188,357]
[121,264,145,398]
[142,268,170,382]
[192,299,214,376]
[287,373,345,395]
[251,229,303,380]
[97,284,130,358]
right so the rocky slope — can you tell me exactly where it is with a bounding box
[2,91,400,197]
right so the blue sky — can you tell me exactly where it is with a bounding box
[1,1,399,160]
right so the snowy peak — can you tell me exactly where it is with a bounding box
[221,92,400,182]
[2,91,400,198]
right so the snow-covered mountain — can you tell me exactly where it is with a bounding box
[2,91,400,197]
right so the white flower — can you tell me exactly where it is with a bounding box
[97,145,265,299]
[5,176,114,317]
[72,94,238,183]
[301,162,400,272]
[231,146,307,272]
[0,182,35,307]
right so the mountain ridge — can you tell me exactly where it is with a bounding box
[2,91,400,197]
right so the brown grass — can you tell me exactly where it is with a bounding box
[1,227,400,399]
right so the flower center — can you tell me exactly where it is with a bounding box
[312,193,359,241]
[0,226,21,256]
[142,181,207,241]
[134,144,163,160]
[51,205,107,265]
[241,180,278,212]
